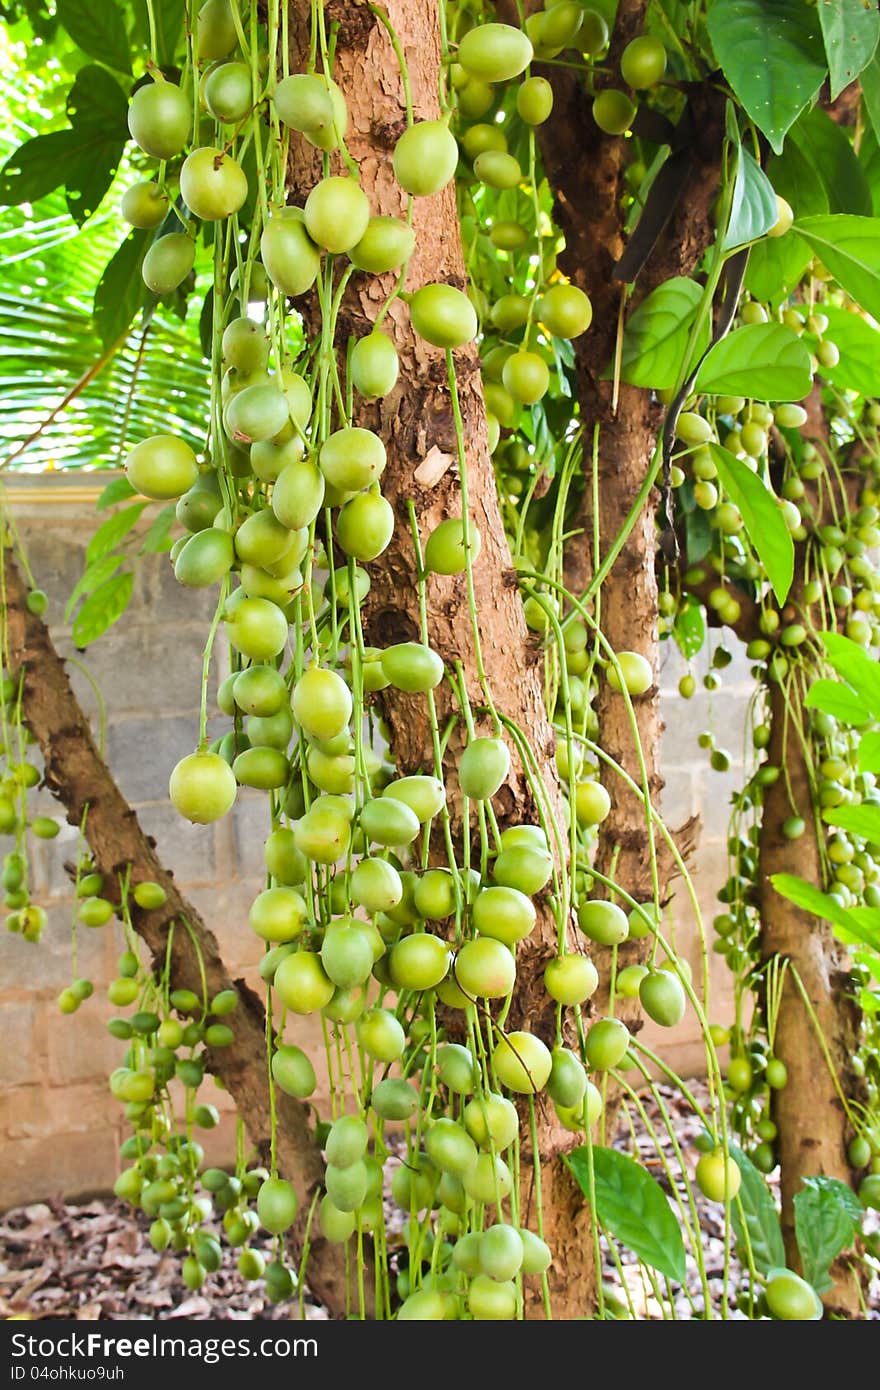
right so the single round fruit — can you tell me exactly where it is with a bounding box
[407,283,478,348]
[607,651,653,695]
[620,35,666,89]
[357,1007,406,1062]
[516,75,553,126]
[472,885,536,946]
[128,81,190,159]
[381,642,444,692]
[125,435,198,500]
[180,147,248,221]
[457,23,533,83]
[765,1268,822,1319]
[336,491,394,561]
[204,61,252,123]
[454,937,515,998]
[541,284,592,338]
[292,668,352,741]
[393,119,458,196]
[257,1177,298,1234]
[584,1017,629,1071]
[544,953,598,1005]
[169,751,236,823]
[225,597,288,660]
[273,950,335,1014]
[695,1149,741,1203]
[577,899,629,947]
[350,332,399,398]
[249,887,307,943]
[304,176,370,253]
[424,516,481,575]
[121,181,169,229]
[492,1031,552,1094]
[593,89,636,135]
[639,969,686,1027]
[390,933,450,990]
[458,737,510,800]
[142,234,195,294]
[261,213,321,296]
[319,426,386,491]
[502,350,550,405]
[348,216,416,273]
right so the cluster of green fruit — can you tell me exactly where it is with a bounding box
[0,650,58,943]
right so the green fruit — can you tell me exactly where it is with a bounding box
[414,868,457,919]
[382,775,446,822]
[319,1194,356,1242]
[459,736,510,799]
[225,383,289,444]
[859,1173,880,1209]
[544,953,598,1004]
[435,1043,477,1095]
[225,596,288,660]
[273,72,333,132]
[305,176,370,253]
[765,1268,822,1320]
[273,950,335,1014]
[593,89,636,135]
[639,969,686,1027]
[174,528,235,587]
[473,149,522,189]
[479,1224,523,1281]
[502,350,549,404]
[121,180,169,229]
[257,1176,298,1234]
[325,1114,368,1169]
[233,665,287,718]
[197,0,238,60]
[249,886,307,943]
[492,843,552,895]
[371,1077,419,1121]
[325,1159,368,1212]
[547,1046,587,1109]
[584,1017,629,1070]
[472,885,535,945]
[292,667,352,741]
[204,61,252,122]
[393,119,458,196]
[454,937,515,998]
[319,426,386,491]
[360,795,420,847]
[180,146,248,220]
[463,1093,518,1150]
[516,75,553,125]
[577,899,629,947]
[142,233,195,294]
[541,283,592,338]
[348,216,416,273]
[408,283,478,348]
[169,750,236,823]
[357,1007,406,1062]
[260,212,321,296]
[336,491,394,561]
[695,1149,741,1202]
[381,642,444,692]
[125,435,198,500]
[458,23,533,83]
[390,932,450,990]
[350,332,399,398]
[607,651,653,695]
[620,35,666,89]
[272,460,326,530]
[492,1030,552,1093]
[350,857,403,914]
[426,1118,478,1177]
[321,923,374,989]
[294,801,351,864]
[128,80,190,159]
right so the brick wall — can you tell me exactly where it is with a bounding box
[0,475,748,1207]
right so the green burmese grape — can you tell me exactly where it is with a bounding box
[336,490,394,561]
[765,1268,822,1320]
[232,746,289,789]
[390,932,450,990]
[516,75,553,125]
[257,1176,298,1234]
[407,283,478,348]
[577,899,629,947]
[360,796,420,847]
[492,1030,552,1093]
[540,283,592,338]
[174,528,235,587]
[319,1194,356,1242]
[547,1046,587,1109]
[260,212,321,297]
[319,426,386,492]
[293,802,351,864]
[382,775,446,822]
[272,460,325,530]
[325,1114,368,1169]
[607,650,653,694]
[232,664,287,718]
[436,1042,477,1095]
[142,234,195,295]
[321,923,375,989]
[393,119,458,196]
[639,969,686,1027]
[128,80,190,159]
[348,216,416,273]
[225,596,288,660]
[371,1077,420,1121]
[350,332,399,398]
[492,844,552,894]
[479,1224,523,1282]
[273,950,335,1014]
[424,516,482,575]
[414,867,457,919]
[249,886,307,943]
[169,751,236,823]
[463,1153,513,1205]
[502,349,550,404]
[544,953,598,1005]
[357,1006,406,1062]
[350,857,403,914]
[305,176,370,253]
[180,146,248,221]
[204,61,252,122]
[125,435,198,501]
[454,936,516,998]
[292,667,352,741]
[326,1159,368,1212]
[458,736,510,799]
[426,1118,478,1177]
[121,180,169,229]
[593,89,636,135]
[457,23,533,83]
[463,1093,518,1150]
[472,885,536,945]
[381,641,444,692]
[620,35,666,89]
[584,1017,630,1070]
[473,149,522,189]
[273,72,333,132]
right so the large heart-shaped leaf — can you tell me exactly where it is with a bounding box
[805,677,871,725]
[64,65,130,225]
[708,445,794,603]
[821,630,880,711]
[567,1146,687,1283]
[722,146,779,252]
[771,873,880,948]
[57,0,132,73]
[823,804,880,843]
[695,323,812,401]
[818,0,880,101]
[814,303,880,397]
[794,1177,861,1294]
[619,277,709,390]
[744,234,813,303]
[707,0,827,154]
[858,731,880,774]
[795,214,880,320]
[729,1145,785,1275]
[789,106,872,217]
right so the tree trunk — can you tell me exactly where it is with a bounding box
[285,0,595,1316]
[1,548,352,1317]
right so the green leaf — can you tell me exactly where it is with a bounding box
[71,571,134,647]
[706,0,827,154]
[771,873,880,947]
[722,146,779,252]
[770,140,831,219]
[818,0,880,101]
[744,234,813,304]
[695,323,812,401]
[820,630,880,712]
[708,445,794,603]
[63,553,124,622]
[794,1176,861,1294]
[0,131,81,208]
[57,0,132,73]
[685,507,713,565]
[139,503,176,554]
[94,230,150,348]
[862,53,880,144]
[729,1145,785,1275]
[619,278,709,391]
[789,106,872,217]
[96,475,137,511]
[823,804,880,843]
[858,731,880,774]
[860,125,880,216]
[64,65,129,225]
[86,502,148,563]
[673,597,706,660]
[567,1146,687,1283]
[813,303,880,396]
[794,214,880,320]
[804,677,871,724]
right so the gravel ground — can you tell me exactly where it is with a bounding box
[1,1083,876,1321]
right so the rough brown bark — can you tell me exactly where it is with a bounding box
[2,549,352,1316]
[759,656,864,1317]
[285,0,595,1316]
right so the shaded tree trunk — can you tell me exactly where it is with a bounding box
[2,549,352,1317]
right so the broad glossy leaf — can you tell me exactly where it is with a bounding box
[567,1146,687,1282]
[57,0,132,73]
[818,0,880,100]
[804,676,871,724]
[0,131,80,207]
[86,502,148,563]
[770,140,830,219]
[673,597,706,660]
[729,1145,785,1275]
[858,731,880,774]
[823,804,880,843]
[706,0,827,154]
[821,630,880,711]
[619,277,709,390]
[771,873,880,948]
[64,65,129,224]
[795,214,880,320]
[695,323,811,401]
[708,445,794,603]
[63,553,123,622]
[794,1177,861,1294]
[814,303,880,397]
[722,146,779,252]
[860,125,880,216]
[789,106,871,217]
[862,53,880,144]
[744,234,813,303]
[72,571,134,646]
[94,230,150,348]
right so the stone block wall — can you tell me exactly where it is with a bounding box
[0,474,751,1207]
